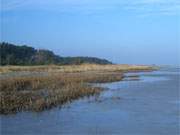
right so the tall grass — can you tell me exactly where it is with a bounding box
[0,72,123,114]
[0,64,156,114]
[0,64,156,74]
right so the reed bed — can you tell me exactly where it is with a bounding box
[0,64,155,74]
[0,64,156,114]
[0,71,123,114]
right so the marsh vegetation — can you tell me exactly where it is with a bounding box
[0,64,155,114]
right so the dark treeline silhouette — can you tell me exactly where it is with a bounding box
[0,42,112,65]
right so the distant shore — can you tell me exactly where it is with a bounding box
[0,64,157,114]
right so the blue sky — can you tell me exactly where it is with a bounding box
[1,0,180,65]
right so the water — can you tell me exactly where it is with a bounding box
[1,68,180,135]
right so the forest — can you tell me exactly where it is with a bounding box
[0,42,112,65]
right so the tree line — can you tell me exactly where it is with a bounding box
[0,42,112,65]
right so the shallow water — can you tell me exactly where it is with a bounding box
[1,68,180,135]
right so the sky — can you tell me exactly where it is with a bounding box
[1,0,180,65]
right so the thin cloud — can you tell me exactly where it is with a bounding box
[1,0,180,16]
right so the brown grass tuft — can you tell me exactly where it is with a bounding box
[0,64,156,114]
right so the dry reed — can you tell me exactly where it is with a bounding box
[0,64,156,114]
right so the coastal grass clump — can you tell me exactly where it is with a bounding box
[0,71,123,114]
[0,83,102,114]
[0,64,156,114]
[0,64,156,74]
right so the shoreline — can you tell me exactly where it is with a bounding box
[0,64,157,114]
